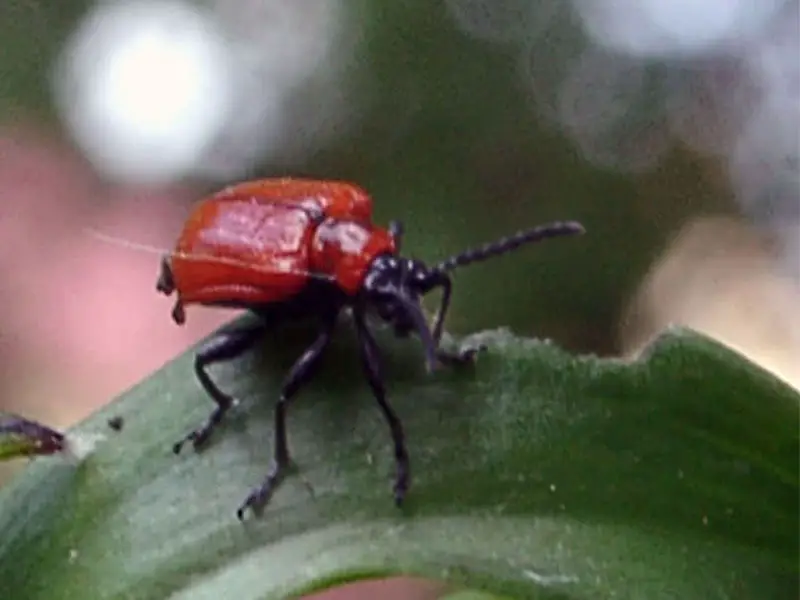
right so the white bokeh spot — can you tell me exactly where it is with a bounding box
[54,0,234,183]
[574,0,787,57]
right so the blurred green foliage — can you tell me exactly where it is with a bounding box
[0,1,88,121]
[0,0,737,354]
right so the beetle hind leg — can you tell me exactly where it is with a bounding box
[173,322,265,454]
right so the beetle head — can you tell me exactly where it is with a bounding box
[362,254,439,372]
[360,219,586,373]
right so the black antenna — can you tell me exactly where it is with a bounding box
[434,221,584,272]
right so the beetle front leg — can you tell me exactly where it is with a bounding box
[174,322,266,454]
[354,308,409,506]
[424,271,485,367]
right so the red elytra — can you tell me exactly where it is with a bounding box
[157,177,585,519]
[164,179,395,318]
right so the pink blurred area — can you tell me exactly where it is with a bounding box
[0,124,231,425]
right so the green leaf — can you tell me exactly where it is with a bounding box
[0,318,797,599]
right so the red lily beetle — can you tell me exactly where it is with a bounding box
[157,178,584,519]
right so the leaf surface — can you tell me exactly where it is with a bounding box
[0,320,796,599]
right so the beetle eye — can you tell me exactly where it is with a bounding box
[373,298,395,321]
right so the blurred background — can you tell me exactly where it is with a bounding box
[0,0,798,496]
[0,0,797,597]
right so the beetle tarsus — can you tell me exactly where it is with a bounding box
[172,405,228,453]
[236,459,288,520]
[436,343,487,367]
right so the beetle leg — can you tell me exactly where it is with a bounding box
[436,344,487,366]
[416,270,484,366]
[156,255,175,295]
[237,313,338,520]
[171,299,186,325]
[174,322,266,454]
[353,307,409,506]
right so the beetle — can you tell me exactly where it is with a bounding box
[157,177,584,519]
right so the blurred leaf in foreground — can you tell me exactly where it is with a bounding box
[0,320,796,599]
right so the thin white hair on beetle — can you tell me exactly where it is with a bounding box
[85,227,172,256]
[84,227,337,284]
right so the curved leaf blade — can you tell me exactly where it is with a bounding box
[0,321,796,599]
